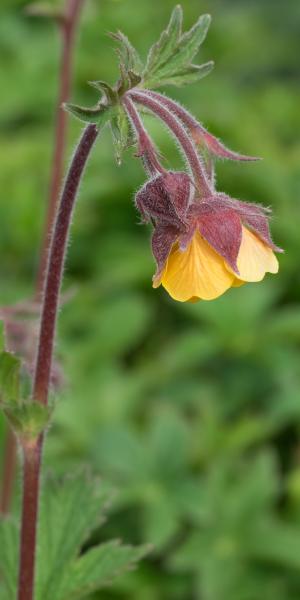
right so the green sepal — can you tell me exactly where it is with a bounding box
[88,81,118,104]
[110,107,133,165]
[4,400,52,440]
[0,351,21,407]
[127,70,142,88]
[64,103,110,126]
[116,66,141,97]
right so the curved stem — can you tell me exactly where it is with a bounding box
[0,0,86,519]
[36,0,86,298]
[33,124,98,406]
[128,90,212,197]
[122,96,165,176]
[17,123,98,600]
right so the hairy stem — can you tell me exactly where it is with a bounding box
[17,123,98,600]
[128,90,212,196]
[0,0,86,518]
[34,124,98,405]
[122,95,165,176]
[36,0,86,298]
[18,440,42,600]
[146,90,259,163]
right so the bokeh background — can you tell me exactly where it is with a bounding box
[1,0,300,598]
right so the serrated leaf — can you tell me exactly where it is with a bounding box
[64,103,110,126]
[153,61,214,87]
[143,10,212,90]
[144,5,182,76]
[0,476,146,600]
[162,13,211,76]
[59,541,149,600]
[110,31,142,73]
[35,474,113,600]
[0,517,19,599]
[0,351,21,406]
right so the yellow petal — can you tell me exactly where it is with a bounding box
[233,226,279,282]
[160,231,235,302]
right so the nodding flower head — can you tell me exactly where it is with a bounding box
[135,172,282,303]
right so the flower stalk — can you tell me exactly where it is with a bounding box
[36,0,86,298]
[18,439,42,600]
[17,123,99,600]
[0,0,86,518]
[0,5,281,597]
[144,90,260,163]
[128,89,212,197]
[122,95,165,176]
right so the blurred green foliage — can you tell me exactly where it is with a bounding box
[1,0,300,598]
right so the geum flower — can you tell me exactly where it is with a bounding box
[135,171,282,302]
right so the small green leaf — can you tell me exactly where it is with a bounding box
[59,541,149,600]
[151,61,214,88]
[64,103,110,126]
[144,5,182,76]
[163,13,211,76]
[110,107,133,164]
[143,9,212,90]
[4,401,51,439]
[0,351,21,406]
[110,31,142,73]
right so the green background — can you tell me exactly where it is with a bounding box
[1,0,300,598]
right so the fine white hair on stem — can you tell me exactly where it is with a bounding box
[128,89,213,198]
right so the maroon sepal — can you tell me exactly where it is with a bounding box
[135,171,192,228]
[188,201,242,273]
[213,194,282,252]
[232,200,283,252]
[194,129,261,162]
[151,223,179,282]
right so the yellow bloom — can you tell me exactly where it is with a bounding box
[155,226,279,303]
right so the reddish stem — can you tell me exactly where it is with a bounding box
[145,90,259,163]
[0,0,86,519]
[128,90,212,197]
[122,96,165,176]
[17,440,42,600]
[17,124,98,600]
[36,0,86,298]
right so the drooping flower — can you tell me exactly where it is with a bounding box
[135,172,282,302]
